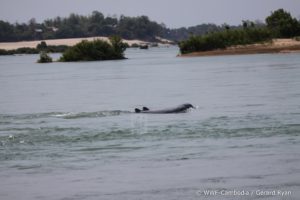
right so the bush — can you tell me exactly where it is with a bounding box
[0,45,68,56]
[37,51,53,63]
[59,37,126,62]
[179,28,272,54]
[0,48,39,55]
[109,35,127,58]
[13,47,39,54]
[0,49,14,55]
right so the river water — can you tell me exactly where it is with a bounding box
[0,47,300,200]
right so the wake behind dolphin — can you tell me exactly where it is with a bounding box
[135,103,195,114]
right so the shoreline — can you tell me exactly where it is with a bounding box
[0,37,167,50]
[179,39,300,57]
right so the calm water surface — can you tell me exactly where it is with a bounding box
[0,47,300,200]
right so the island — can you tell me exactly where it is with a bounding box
[179,9,300,57]
[58,36,126,62]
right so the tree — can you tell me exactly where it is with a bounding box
[0,20,15,41]
[109,35,127,58]
[266,9,300,38]
[91,11,104,23]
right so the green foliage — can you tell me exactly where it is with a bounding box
[0,12,164,42]
[162,24,222,42]
[45,45,69,53]
[116,15,163,41]
[0,47,39,54]
[36,41,69,53]
[1,9,299,45]
[36,41,47,50]
[0,44,68,55]
[179,8,300,54]
[109,35,127,57]
[0,48,38,55]
[0,21,15,41]
[179,28,272,54]
[37,51,53,63]
[59,38,126,62]
[0,12,222,42]
[266,9,300,38]
[0,49,14,55]
[14,47,39,54]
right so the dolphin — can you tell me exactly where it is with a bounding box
[135,103,195,114]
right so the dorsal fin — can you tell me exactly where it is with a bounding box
[135,108,141,113]
[142,107,149,111]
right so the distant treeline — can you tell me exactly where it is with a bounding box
[179,9,300,54]
[1,11,244,43]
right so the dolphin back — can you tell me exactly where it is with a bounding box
[135,103,194,114]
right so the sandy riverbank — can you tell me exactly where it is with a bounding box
[0,37,149,50]
[180,39,300,57]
